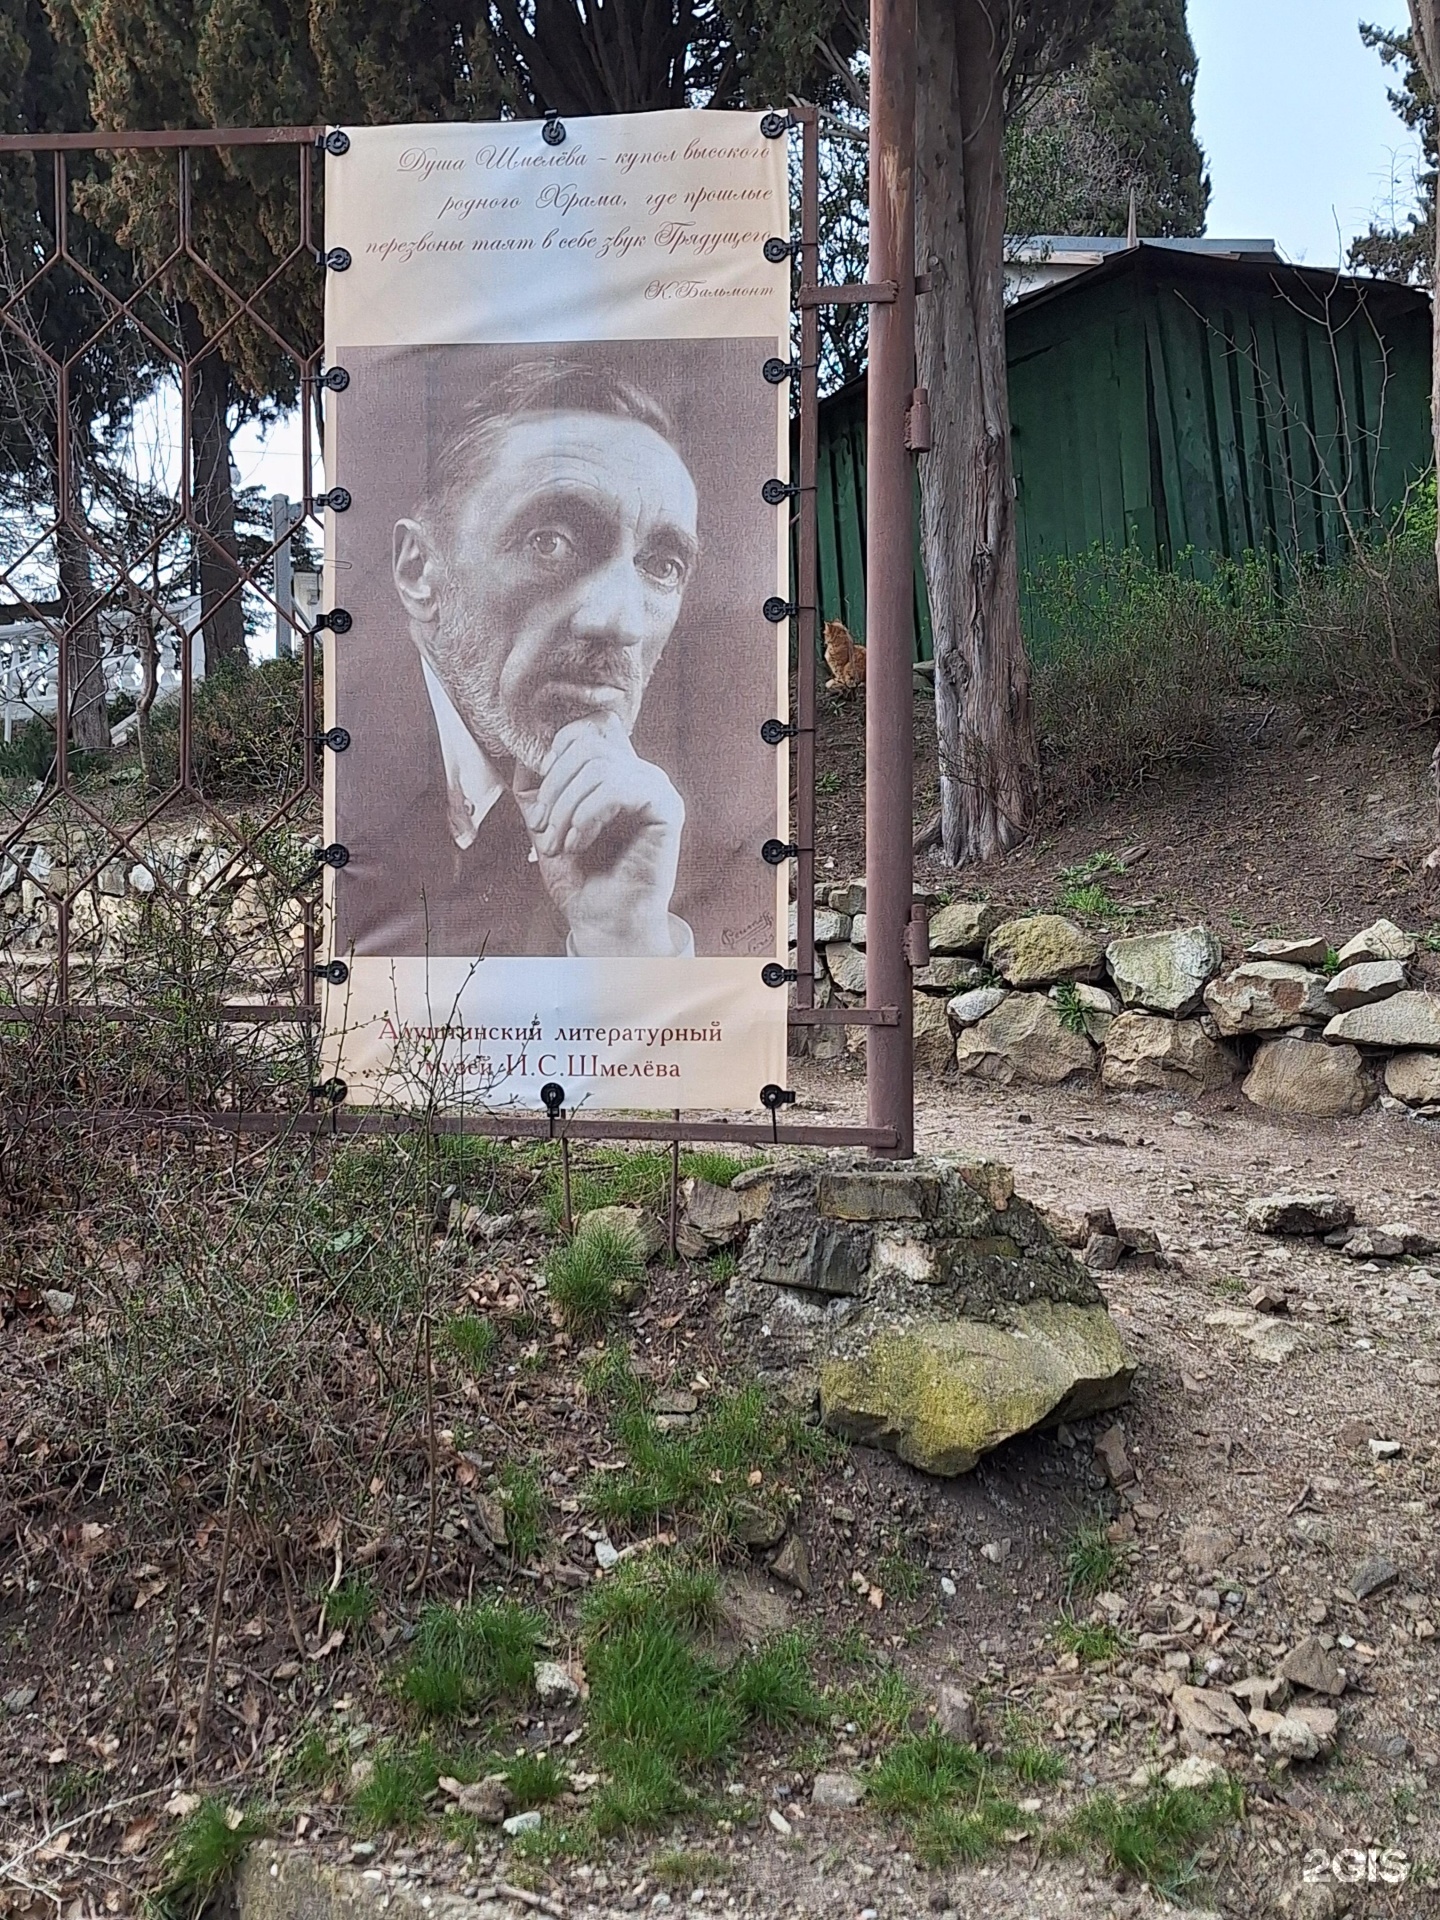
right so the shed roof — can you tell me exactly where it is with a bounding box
[1006,239,1430,325]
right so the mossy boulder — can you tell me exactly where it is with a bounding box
[725,1153,1135,1476]
[820,1302,1135,1475]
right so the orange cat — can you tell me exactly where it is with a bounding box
[823,618,866,691]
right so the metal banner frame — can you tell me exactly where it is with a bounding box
[0,84,917,1155]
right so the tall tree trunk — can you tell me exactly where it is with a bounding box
[179,299,247,675]
[56,516,110,752]
[915,0,1039,864]
[1412,4,1440,615]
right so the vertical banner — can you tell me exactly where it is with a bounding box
[317,113,791,1112]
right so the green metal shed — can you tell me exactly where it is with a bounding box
[809,244,1433,659]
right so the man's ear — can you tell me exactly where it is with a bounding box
[393,518,442,624]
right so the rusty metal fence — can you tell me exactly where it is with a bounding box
[0,117,912,1153]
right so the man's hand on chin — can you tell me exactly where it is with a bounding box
[513,715,687,956]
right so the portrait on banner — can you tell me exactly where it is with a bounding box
[329,338,780,964]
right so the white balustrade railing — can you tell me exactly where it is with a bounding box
[0,598,204,745]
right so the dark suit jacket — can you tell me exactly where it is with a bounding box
[334,646,567,957]
[333,634,776,961]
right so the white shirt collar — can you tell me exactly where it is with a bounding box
[420,655,507,851]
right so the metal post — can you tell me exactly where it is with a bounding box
[865,0,917,1157]
[272,492,297,659]
[793,110,821,1014]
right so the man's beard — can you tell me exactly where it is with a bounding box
[429,604,645,776]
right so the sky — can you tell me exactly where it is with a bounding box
[1190,0,1422,265]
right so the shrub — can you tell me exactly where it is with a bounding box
[140,657,309,797]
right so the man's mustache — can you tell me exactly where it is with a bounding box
[526,634,644,695]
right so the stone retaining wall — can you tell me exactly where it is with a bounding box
[797,884,1440,1119]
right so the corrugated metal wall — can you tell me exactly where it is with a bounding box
[806,250,1433,663]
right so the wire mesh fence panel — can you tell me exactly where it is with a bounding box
[0,131,327,1113]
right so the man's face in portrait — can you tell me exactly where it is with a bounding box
[400,411,699,774]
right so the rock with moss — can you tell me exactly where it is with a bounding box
[724,1154,1134,1476]
[985,914,1105,987]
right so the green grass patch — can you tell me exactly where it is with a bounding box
[496,1462,546,1567]
[578,1560,823,1837]
[496,1748,568,1809]
[442,1314,499,1372]
[1004,1740,1067,1786]
[289,1728,349,1790]
[325,1576,378,1631]
[1062,1518,1123,1602]
[878,1548,928,1603]
[580,1556,721,1636]
[1054,1616,1129,1665]
[397,1600,542,1724]
[727,1631,826,1730]
[1064,1776,1244,1901]
[541,1146,758,1232]
[706,1250,739,1284]
[546,1224,643,1334]
[1058,881,1117,918]
[584,1354,830,1551]
[157,1796,267,1915]
[352,1743,443,1833]
[650,1846,729,1888]
[834,1665,919,1737]
[869,1731,1019,1867]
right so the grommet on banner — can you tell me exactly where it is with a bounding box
[324,246,352,272]
[763,236,799,264]
[314,726,351,753]
[760,1081,797,1140]
[763,596,796,623]
[313,959,349,985]
[309,1077,347,1104]
[762,357,799,385]
[542,112,566,146]
[324,129,351,156]
[314,843,350,870]
[760,111,791,138]
[319,366,350,392]
[761,962,799,988]
[314,608,352,634]
[760,717,796,746]
[761,478,797,505]
[762,838,799,865]
[312,486,351,512]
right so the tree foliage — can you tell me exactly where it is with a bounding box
[1007,0,1207,242]
[1347,21,1435,285]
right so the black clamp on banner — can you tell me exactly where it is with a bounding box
[761,963,798,988]
[763,357,799,385]
[313,608,352,634]
[319,366,350,392]
[314,843,350,871]
[762,839,799,865]
[760,718,796,746]
[763,596,796,624]
[760,1082,797,1140]
[324,247,351,272]
[760,112,791,138]
[314,960,349,985]
[311,486,351,513]
[542,112,566,146]
[762,478,797,505]
[323,130,350,156]
[315,726,351,753]
[763,236,799,264]
[309,1077,347,1104]
[540,1080,566,1138]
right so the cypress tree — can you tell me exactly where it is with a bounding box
[1083,0,1209,237]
